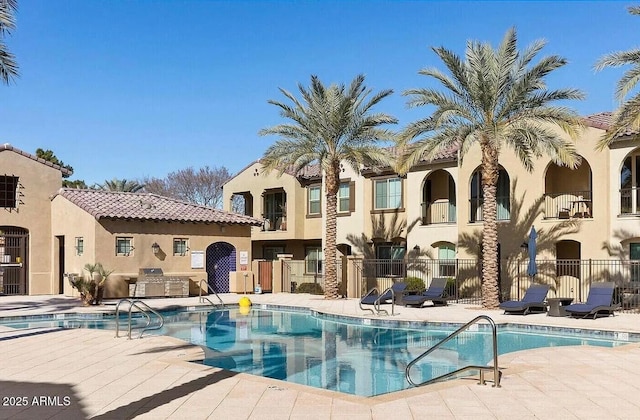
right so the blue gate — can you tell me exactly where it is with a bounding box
[206,242,236,293]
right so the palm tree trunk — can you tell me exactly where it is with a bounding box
[481,145,501,309]
[324,164,340,299]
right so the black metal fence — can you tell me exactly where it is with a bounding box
[358,258,640,313]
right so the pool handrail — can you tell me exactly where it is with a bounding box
[115,298,164,339]
[359,286,398,316]
[199,279,225,308]
[405,315,501,388]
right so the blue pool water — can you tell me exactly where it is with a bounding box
[1,307,637,397]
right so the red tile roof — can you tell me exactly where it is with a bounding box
[56,188,263,225]
[583,112,640,138]
[1,143,73,176]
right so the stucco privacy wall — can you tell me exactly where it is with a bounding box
[0,145,68,294]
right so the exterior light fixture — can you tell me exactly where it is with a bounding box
[151,242,160,254]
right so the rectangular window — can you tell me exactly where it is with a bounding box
[173,238,188,256]
[338,182,350,212]
[308,186,321,215]
[305,247,323,274]
[375,244,406,277]
[115,237,133,256]
[75,237,84,256]
[374,178,402,210]
[0,175,19,208]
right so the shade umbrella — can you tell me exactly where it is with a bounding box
[527,226,538,278]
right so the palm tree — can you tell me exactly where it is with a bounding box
[595,6,640,148]
[398,28,584,309]
[101,178,145,193]
[0,0,18,84]
[260,74,397,299]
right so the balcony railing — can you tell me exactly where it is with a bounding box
[620,187,640,216]
[543,190,592,220]
[469,196,510,222]
[421,201,456,225]
[262,212,286,231]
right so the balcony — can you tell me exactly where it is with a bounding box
[262,212,287,231]
[469,196,510,222]
[620,187,640,216]
[421,201,456,225]
[543,191,592,220]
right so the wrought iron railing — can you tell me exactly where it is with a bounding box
[543,190,593,219]
[620,187,640,215]
[469,196,510,222]
[421,201,456,225]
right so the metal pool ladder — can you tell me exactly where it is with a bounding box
[406,315,501,388]
[359,285,399,316]
[114,298,164,339]
[198,279,225,308]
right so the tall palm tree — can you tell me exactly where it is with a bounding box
[260,74,397,299]
[101,178,145,193]
[595,6,640,148]
[0,0,18,84]
[398,28,584,309]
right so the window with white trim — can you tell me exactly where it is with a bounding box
[308,185,321,215]
[305,247,323,274]
[374,178,402,210]
[338,182,350,212]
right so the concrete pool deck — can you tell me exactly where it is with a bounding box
[1,293,640,419]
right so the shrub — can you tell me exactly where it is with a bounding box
[69,262,113,305]
[295,282,324,295]
[404,276,425,293]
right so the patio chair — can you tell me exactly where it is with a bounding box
[499,284,550,315]
[402,277,448,308]
[359,282,407,314]
[564,282,618,319]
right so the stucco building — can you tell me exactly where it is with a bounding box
[0,144,262,297]
[222,112,640,290]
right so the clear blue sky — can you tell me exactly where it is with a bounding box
[0,1,636,185]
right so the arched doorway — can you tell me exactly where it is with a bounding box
[0,226,28,295]
[206,242,236,293]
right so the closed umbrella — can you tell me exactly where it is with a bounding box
[527,226,538,278]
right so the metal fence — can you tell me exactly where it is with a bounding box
[282,257,640,313]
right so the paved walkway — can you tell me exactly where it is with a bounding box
[1,294,640,419]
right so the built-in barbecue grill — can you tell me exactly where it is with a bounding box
[129,268,190,298]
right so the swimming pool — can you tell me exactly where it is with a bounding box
[1,306,638,397]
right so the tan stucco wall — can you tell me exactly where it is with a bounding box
[51,196,253,298]
[0,150,63,295]
[452,125,611,260]
[406,164,459,254]
[608,141,640,257]
[223,162,318,242]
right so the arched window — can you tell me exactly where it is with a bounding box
[621,151,640,215]
[469,168,510,222]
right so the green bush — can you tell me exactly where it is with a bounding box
[404,277,425,293]
[295,282,324,295]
